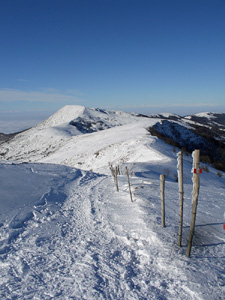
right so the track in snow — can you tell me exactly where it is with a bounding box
[0,163,224,300]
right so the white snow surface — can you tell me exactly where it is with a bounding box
[194,112,216,119]
[0,106,225,299]
[35,105,85,129]
[0,105,158,172]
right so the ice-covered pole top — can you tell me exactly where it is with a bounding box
[192,149,202,175]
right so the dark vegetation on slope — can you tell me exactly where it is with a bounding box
[148,117,225,172]
[69,117,111,133]
[186,113,225,127]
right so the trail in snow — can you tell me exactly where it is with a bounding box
[0,105,224,299]
[1,162,224,299]
[0,169,187,299]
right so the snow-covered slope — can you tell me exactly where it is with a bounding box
[148,112,225,172]
[0,106,225,299]
[0,149,224,299]
[1,107,224,171]
[184,112,225,129]
[36,105,85,129]
[0,105,158,172]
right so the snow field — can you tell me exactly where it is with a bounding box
[0,106,224,299]
[1,156,224,299]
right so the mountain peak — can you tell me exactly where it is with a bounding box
[36,105,85,129]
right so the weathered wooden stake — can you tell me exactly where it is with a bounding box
[177,151,184,247]
[160,174,165,227]
[109,164,119,192]
[117,165,120,175]
[125,166,133,202]
[186,150,200,257]
[109,164,115,177]
[115,166,119,192]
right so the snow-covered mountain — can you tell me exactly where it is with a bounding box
[184,112,225,129]
[0,105,160,172]
[1,106,224,171]
[0,106,225,299]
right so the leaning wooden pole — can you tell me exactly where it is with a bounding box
[186,150,200,257]
[160,174,165,228]
[177,151,184,247]
[125,166,133,202]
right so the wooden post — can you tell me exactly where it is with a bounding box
[125,166,133,202]
[115,166,119,192]
[177,151,184,247]
[109,164,115,177]
[160,174,165,227]
[117,165,120,175]
[186,150,200,257]
[109,164,119,192]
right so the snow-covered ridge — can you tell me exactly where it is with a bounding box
[36,105,143,131]
[0,106,224,172]
[184,112,225,128]
[69,107,146,133]
[149,112,181,120]
[0,105,155,170]
[35,105,85,129]
[194,112,216,118]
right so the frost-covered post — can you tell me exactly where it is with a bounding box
[109,164,115,177]
[125,166,133,202]
[109,164,119,192]
[186,150,200,257]
[115,166,119,192]
[177,151,184,247]
[160,174,165,227]
[117,165,120,175]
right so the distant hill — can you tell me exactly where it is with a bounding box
[148,112,225,171]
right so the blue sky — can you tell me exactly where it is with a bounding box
[0,0,225,132]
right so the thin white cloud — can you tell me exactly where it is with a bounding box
[0,88,81,103]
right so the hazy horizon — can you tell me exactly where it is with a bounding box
[1,104,225,134]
